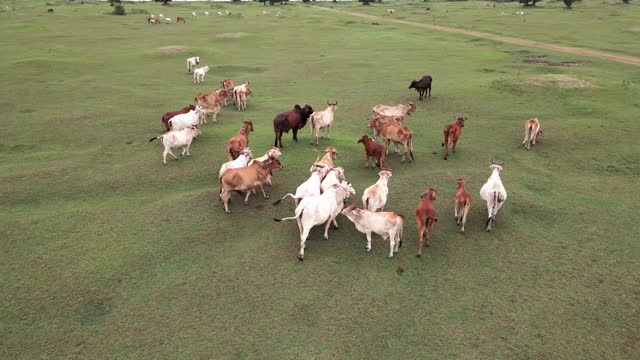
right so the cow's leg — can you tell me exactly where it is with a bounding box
[323,218,333,240]
[416,216,424,258]
[259,184,269,199]
[461,203,470,233]
[222,191,232,214]
[162,148,169,165]
[388,230,396,258]
[310,125,315,145]
[426,219,434,247]
[292,128,299,142]
[299,227,311,261]
[181,146,187,157]
[452,138,458,153]
[486,203,494,232]
[167,148,178,161]
[454,203,459,222]
[365,232,372,252]
[364,154,370,168]
[444,141,449,160]
[332,216,338,229]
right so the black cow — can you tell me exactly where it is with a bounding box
[409,75,432,101]
[273,104,314,148]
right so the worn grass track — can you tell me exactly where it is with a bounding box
[1,1,639,359]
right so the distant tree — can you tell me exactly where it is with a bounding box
[520,0,538,6]
[622,0,630,3]
[562,0,572,8]
[112,4,125,15]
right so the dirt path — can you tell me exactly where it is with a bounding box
[314,6,640,67]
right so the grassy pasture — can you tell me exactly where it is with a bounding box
[1,1,640,359]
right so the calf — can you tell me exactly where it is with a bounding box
[162,105,195,132]
[442,116,465,160]
[226,121,254,160]
[274,181,356,261]
[219,159,279,213]
[273,104,314,148]
[309,101,338,146]
[409,75,433,101]
[186,56,200,73]
[362,168,392,211]
[148,126,201,165]
[235,88,252,111]
[522,117,542,150]
[415,188,437,257]
[454,178,472,233]
[273,165,326,206]
[357,135,385,168]
[177,16,186,23]
[219,148,252,177]
[193,66,209,84]
[480,161,507,232]
[341,205,404,258]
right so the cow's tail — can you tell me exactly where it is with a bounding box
[365,197,370,211]
[273,193,295,205]
[148,136,160,142]
[397,214,404,248]
[409,135,414,160]
[492,191,498,218]
[273,215,297,222]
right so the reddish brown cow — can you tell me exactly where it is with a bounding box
[357,135,385,168]
[442,116,465,160]
[176,16,186,23]
[226,121,254,160]
[415,188,437,258]
[273,104,314,148]
[161,105,195,132]
[221,79,235,91]
[454,178,471,233]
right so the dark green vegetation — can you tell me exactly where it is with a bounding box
[1,1,639,358]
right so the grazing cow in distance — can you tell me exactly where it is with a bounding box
[165,18,172,24]
[193,66,209,84]
[273,104,314,148]
[409,75,432,101]
[442,116,465,160]
[274,181,356,261]
[480,161,507,232]
[48,8,54,13]
[177,16,186,23]
[341,205,404,258]
[522,117,542,150]
[148,125,201,165]
[415,188,437,258]
[454,178,472,233]
[358,135,385,168]
[226,121,254,160]
[362,168,392,211]
[387,9,395,14]
[162,105,195,132]
[309,101,338,146]
[186,56,200,73]
[372,102,416,118]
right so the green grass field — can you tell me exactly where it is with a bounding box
[1,1,639,358]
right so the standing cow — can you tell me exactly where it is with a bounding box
[409,75,432,101]
[273,104,314,148]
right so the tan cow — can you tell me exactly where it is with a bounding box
[454,178,472,233]
[372,102,416,118]
[369,118,414,162]
[226,121,254,160]
[522,117,542,150]
[341,205,404,258]
[193,89,228,123]
[219,159,281,214]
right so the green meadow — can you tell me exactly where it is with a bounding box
[1,1,639,358]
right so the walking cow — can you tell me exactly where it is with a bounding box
[479,161,507,232]
[409,75,432,101]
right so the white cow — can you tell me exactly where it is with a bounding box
[341,205,404,258]
[479,161,508,232]
[204,11,210,16]
[522,117,542,150]
[274,181,356,261]
[186,56,200,73]
[192,11,197,17]
[372,102,416,118]
[362,168,392,211]
[320,167,345,193]
[273,165,326,206]
[168,106,204,131]
[309,101,338,146]
[149,126,201,165]
[165,18,172,24]
[218,148,252,177]
[193,66,209,84]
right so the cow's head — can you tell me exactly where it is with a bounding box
[195,57,200,64]
[327,100,338,110]
[409,80,417,89]
[536,130,543,142]
[187,104,196,111]
[339,181,356,197]
[243,121,254,132]
[332,167,346,182]
[358,135,371,144]
[420,188,438,201]
[341,204,361,218]
[325,147,337,160]
[267,147,281,160]
[379,168,392,178]
[490,160,504,172]
[455,116,465,127]
[240,147,252,158]
[407,102,416,114]
[456,178,465,188]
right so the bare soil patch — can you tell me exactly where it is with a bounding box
[527,75,596,88]
[556,61,591,67]
[629,27,640,32]
[216,32,248,39]
[154,46,189,55]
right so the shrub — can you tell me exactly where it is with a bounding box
[112,4,125,15]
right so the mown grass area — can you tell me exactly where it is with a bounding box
[315,0,640,58]
[1,1,639,359]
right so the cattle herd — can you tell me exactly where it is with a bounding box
[150,56,544,261]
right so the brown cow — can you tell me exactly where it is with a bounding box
[415,188,437,258]
[194,89,228,122]
[369,118,414,162]
[357,135,385,168]
[176,16,186,23]
[219,159,281,214]
[522,117,542,150]
[454,178,471,233]
[226,121,254,160]
[442,116,465,160]
[161,105,195,132]
[273,104,314,148]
